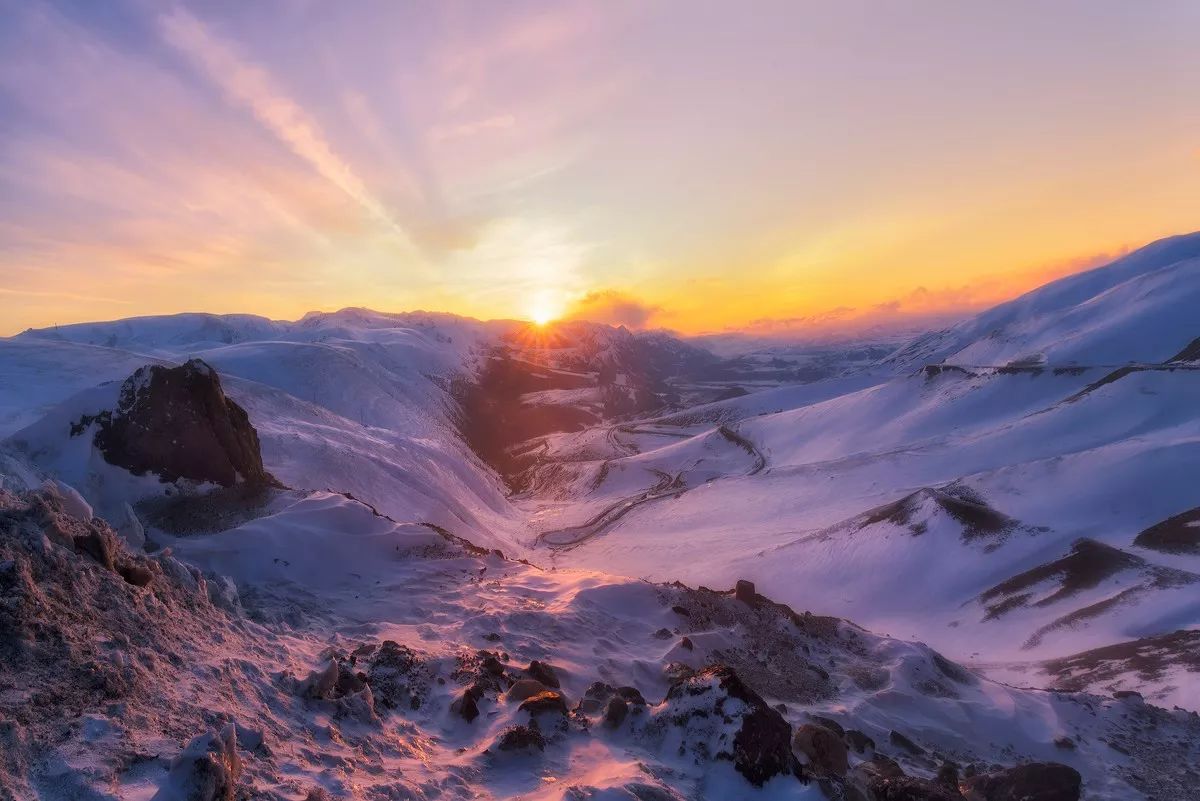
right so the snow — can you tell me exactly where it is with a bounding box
[888,231,1200,368]
[4,233,1200,799]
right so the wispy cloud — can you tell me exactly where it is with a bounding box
[566,289,663,328]
[157,7,417,254]
[0,287,133,305]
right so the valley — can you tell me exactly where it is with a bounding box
[2,233,1200,800]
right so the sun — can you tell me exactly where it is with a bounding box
[527,292,564,326]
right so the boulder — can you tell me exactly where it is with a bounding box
[90,359,276,488]
[846,729,876,754]
[578,682,617,715]
[793,723,849,776]
[495,724,546,753]
[963,762,1081,801]
[735,579,757,605]
[451,684,483,723]
[519,690,568,717]
[507,679,551,702]
[810,716,845,737]
[616,686,647,705]
[526,660,560,688]
[604,697,629,728]
[151,724,240,801]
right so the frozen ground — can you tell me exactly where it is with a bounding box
[2,233,1200,799]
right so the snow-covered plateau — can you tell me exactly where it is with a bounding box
[3,233,1200,800]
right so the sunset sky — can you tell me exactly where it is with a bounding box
[1,0,1197,336]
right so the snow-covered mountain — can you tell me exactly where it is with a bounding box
[887,231,1200,368]
[3,232,1200,800]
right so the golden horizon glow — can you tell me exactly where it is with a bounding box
[1,2,1197,337]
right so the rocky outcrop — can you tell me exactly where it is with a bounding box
[661,665,800,787]
[963,762,1081,801]
[85,359,276,488]
[793,723,849,776]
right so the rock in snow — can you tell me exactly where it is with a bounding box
[88,359,276,488]
[151,724,241,801]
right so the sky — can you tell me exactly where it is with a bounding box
[0,0,1197,337]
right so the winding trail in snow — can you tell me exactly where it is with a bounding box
[535,423,768,549]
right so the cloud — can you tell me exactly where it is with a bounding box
[157,7,417,253]
[724,246,1135,342]
[565,290,663,328]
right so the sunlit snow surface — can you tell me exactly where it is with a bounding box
[2,234,1200,798]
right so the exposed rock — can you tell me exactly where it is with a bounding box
[735,579,757,605]
[844,729,873,753]
[937,762,960,788]
[661,665,799,787]
[507,679,551,702]
[526,659,560,688]
[495,724,546,752]
[367,641,430,711]
[793,723,849,776]
[867,774,965,800]
[963,762,1081,801]
[480,653,506,676]
[811,715,845,737]
[617,686,647,706]
[87,359,276,488]
[680,636,694,650]
[578,682,617,715]
[451,684,483,723]
[519,689,568,717]
[151,724,240,801]
[604,696,629,728]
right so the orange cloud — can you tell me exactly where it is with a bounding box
[564,290,663,328]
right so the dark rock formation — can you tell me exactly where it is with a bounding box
[604,696,628,728]
[87,359,276,488]
[495,724,546,753]
[519,690,568,717]
[963,762,1081,801]
[664,665,799,787]
[793,723,849,776]
[735,579,757,605]
[526,660,560,688]
[452,684,484,723]
[366,641,430,711]
[846,729,876,754]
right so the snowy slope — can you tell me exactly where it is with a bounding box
[525,362,1200,700]
[2,310,524,548]
[887,232,1200,367]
